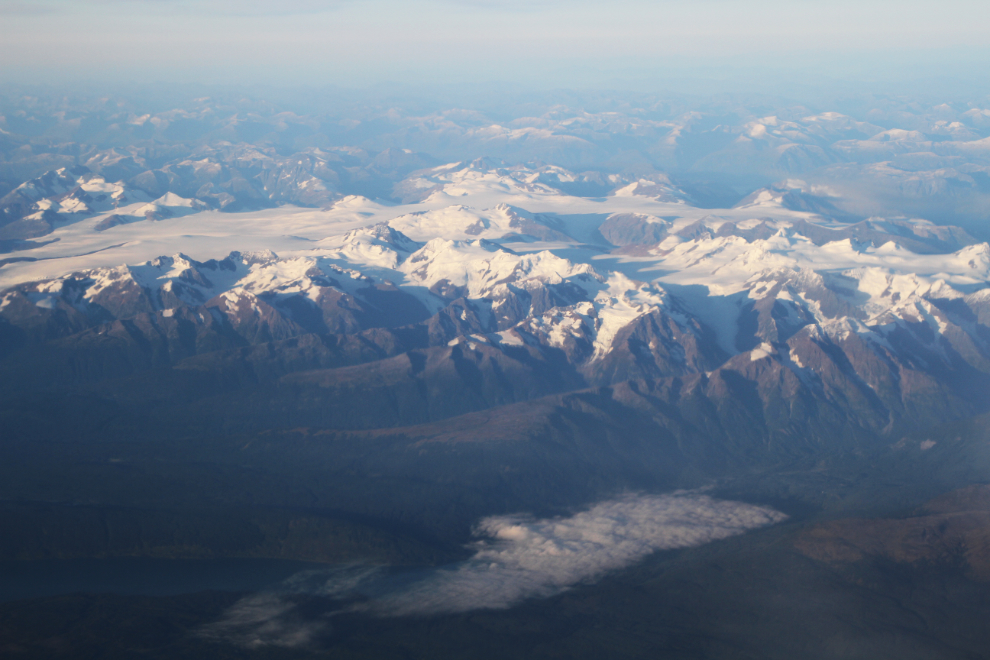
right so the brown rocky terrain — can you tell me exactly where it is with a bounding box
[797,485,990,579]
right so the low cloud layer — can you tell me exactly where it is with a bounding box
[201,492,785,647]
[371,492,786,616]
[198,565,384,648]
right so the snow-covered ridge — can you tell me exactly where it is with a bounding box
[2,156,989,387]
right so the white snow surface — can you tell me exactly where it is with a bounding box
[2,160,988,363]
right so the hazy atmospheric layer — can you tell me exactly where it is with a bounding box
[3,0,990,92]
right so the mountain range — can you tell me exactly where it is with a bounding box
[3,89,990,659]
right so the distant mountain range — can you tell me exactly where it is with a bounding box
[3,91,990,658]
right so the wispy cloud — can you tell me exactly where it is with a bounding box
[200,492,785,647]
[198,564,384,648]
[198,593,321,648]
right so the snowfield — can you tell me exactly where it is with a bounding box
[2,160,988,371]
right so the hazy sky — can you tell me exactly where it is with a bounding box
[2,0,989,91]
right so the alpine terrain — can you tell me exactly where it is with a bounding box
[2,90,990,659]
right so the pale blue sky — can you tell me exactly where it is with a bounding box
[2,0,988,91]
